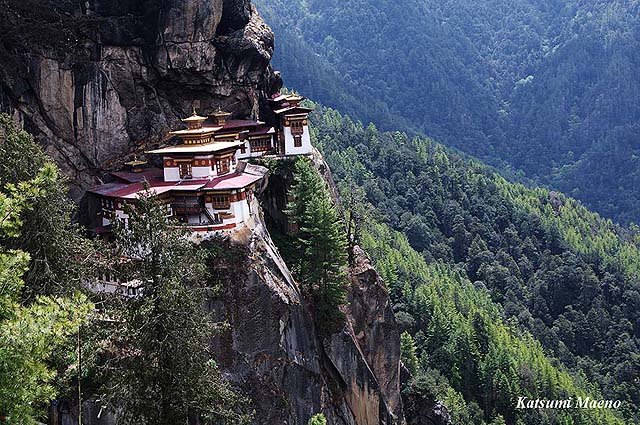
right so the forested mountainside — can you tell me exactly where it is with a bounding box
[310,105,640,424]
[254,0,640,225]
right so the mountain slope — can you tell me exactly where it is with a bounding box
[255,0,640,224]
[310,104,640,423]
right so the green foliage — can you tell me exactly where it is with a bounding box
[490,415,507,425]
[0,113,95,298]
[497,178,640,281]
[285,158,349,330]
[308,413,327,425]
[286,157,326,231]
[362,218,623,425]
[256,0,640,224]
[0,155,92,423]
[98,193,250,425]
[400,331,419,375]
[311,106,637,423]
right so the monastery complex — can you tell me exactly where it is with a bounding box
[88,94,312,239]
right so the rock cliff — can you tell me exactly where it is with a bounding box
[210,208,406,424]
[0,0,280,199]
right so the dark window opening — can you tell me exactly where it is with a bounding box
[211,195,230,210]
[179,163,192,179]
[250,138,272,152]
[215,158,230,175]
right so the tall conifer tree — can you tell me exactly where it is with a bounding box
[99,193,249,425]
[286,158,349,328]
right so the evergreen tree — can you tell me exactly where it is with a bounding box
[286,157,325,232]
[287,158,349,329]
[300,193,348,306]
[340,179,368,265]
[400,331,419,375]
[0,163,91,423]
[98,193,249,425]
[0,113,94,298]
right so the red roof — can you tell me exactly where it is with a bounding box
[248,126,275,137]
[273,106,313,115]
[112,168,164,183]
[203,172,263,190]
[89,172,262,200]
[88,182,131,197]
[220,119,264,131]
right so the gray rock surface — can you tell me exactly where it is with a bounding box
[211,214,406,424]
[0,0,280,199]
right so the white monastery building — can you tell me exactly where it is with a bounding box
[88,94,313,238]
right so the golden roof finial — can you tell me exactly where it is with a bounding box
[182,108,208,129]
[211,106,232,126]
[125,155,147,169]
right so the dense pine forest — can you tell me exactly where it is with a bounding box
[309,105,640,424]
[254,0,640,225]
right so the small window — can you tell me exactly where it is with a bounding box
[290,119,305,137]
[211,195,230,210]
[294,135,302,147]
[179,163,192,179]
[215,158,230,175]
[250,138,271,152]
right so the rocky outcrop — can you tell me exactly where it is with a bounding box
[0,0,280,199]
[343,246,405,420]
[212,221,351,424]
[230,157,405,425]
[211,212,406,424]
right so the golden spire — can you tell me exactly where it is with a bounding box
[182,107,208,129]
[212,106,232,126]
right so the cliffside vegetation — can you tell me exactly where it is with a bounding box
[0,114,92,423]
[255,0,640,225]
[272,158,350,332]
[0,115,247,424]
[95,194,250,425]
[311,105,640,424]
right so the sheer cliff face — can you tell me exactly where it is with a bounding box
[212,220,405,425]
[0,0,280,198]
[233,156,407,425]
